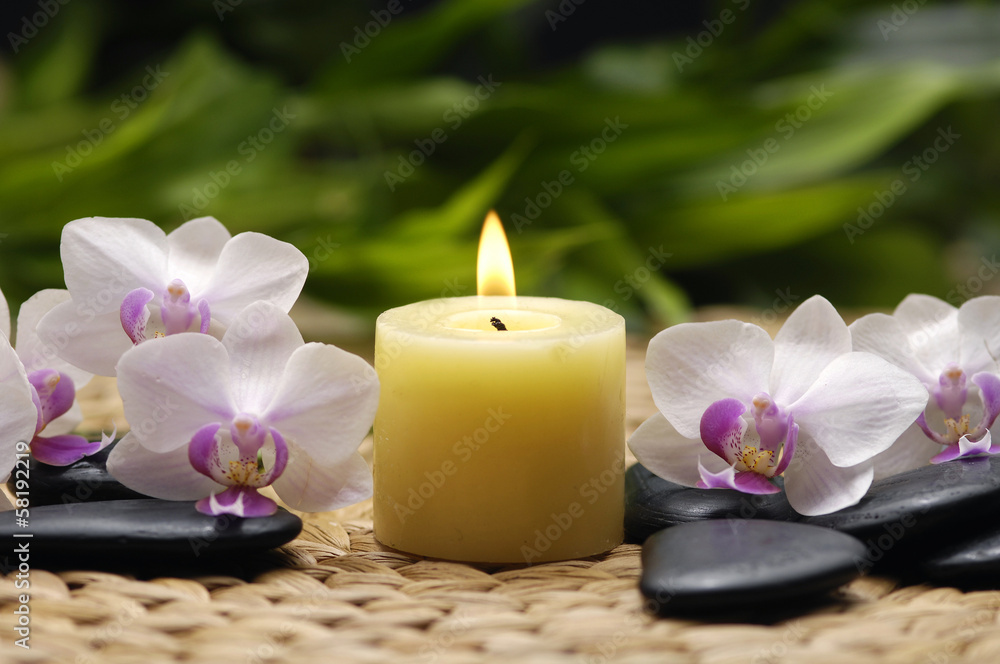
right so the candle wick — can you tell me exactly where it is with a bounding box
[490,317,508,331]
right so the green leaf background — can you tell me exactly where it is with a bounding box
[2,0,999,337]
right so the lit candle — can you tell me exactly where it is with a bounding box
[373,211,625,563]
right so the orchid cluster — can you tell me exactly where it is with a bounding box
[3,217,999,520]
[0,217,378,517]
[629,294,1000,516]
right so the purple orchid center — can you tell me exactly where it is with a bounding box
[26,369,109,467]
[188,413,290,517]
[696,392,799,494]
[934,363,968,420]
[120,278,211,345]
[27,368,75,435]
[916,364,1000,462]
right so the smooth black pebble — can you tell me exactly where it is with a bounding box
[8,442,146,506]
[920,526,1000,588]
[624,463,798,542]
[0,499,302,561]
[800,456,1000,570]
[640,520,865,615]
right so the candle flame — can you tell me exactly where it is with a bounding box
[477,210,516,296]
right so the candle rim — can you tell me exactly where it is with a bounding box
[376,295,625,342]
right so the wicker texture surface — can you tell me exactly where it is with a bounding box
[2,337,1000,663]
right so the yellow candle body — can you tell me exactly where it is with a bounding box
[374,296,625,563]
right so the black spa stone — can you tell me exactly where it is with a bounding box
[640,520,866,614]
[800,456,1000,570]
[6,442,146,506]
[0,499,302,560]
[920,526,1000,588]
[624,463,798,542]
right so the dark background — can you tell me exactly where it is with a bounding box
[2,0,999,336]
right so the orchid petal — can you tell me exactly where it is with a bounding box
[221,302,304,413]
[782,435,873,515]
[696,462,780,494]
[931,430,999,463]
[197,232,308,322]
[198,299,211,334]
[628,412,727,487]
[929,444,966,464]
[14,289,92,388]
[696,461,738,490]
[263,428,290,485]
[29,387,42,433]
[37,302,135,376]
[790,352,928,467]
[0,341,45,474]
[44,400,82,437]
[697,461,781,494]
[892,294,960,376]
[915,410,948,446]
[115,334,235,452]
[30,434,102,466]
[772,419,799,477]
[957,296,1000,375]
[197,486,277,517]
[272,446,372,512]
[187,422,224,482]
[0,287,9,339]
[645,320,773,439]
[263,342,379,466]
[849,313,936,385]
[972,372,1000,435]
[107,433,221,499]
[771,296,852,405]
[120,287,154,345]
[731,471,781,494]
[165,217,232,293]
[60,218,167,312]
[699,398,746,463]
[871,421,942,481]
[29,370,75,429]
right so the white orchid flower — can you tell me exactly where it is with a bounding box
[37,216,308,376]
[107,302,378,517]
[629,296,927,516]
[851,294,1000,477]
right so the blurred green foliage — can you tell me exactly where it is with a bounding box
[2,0,1000,334]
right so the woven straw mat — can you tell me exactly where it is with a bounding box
[3,330,1000,664]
